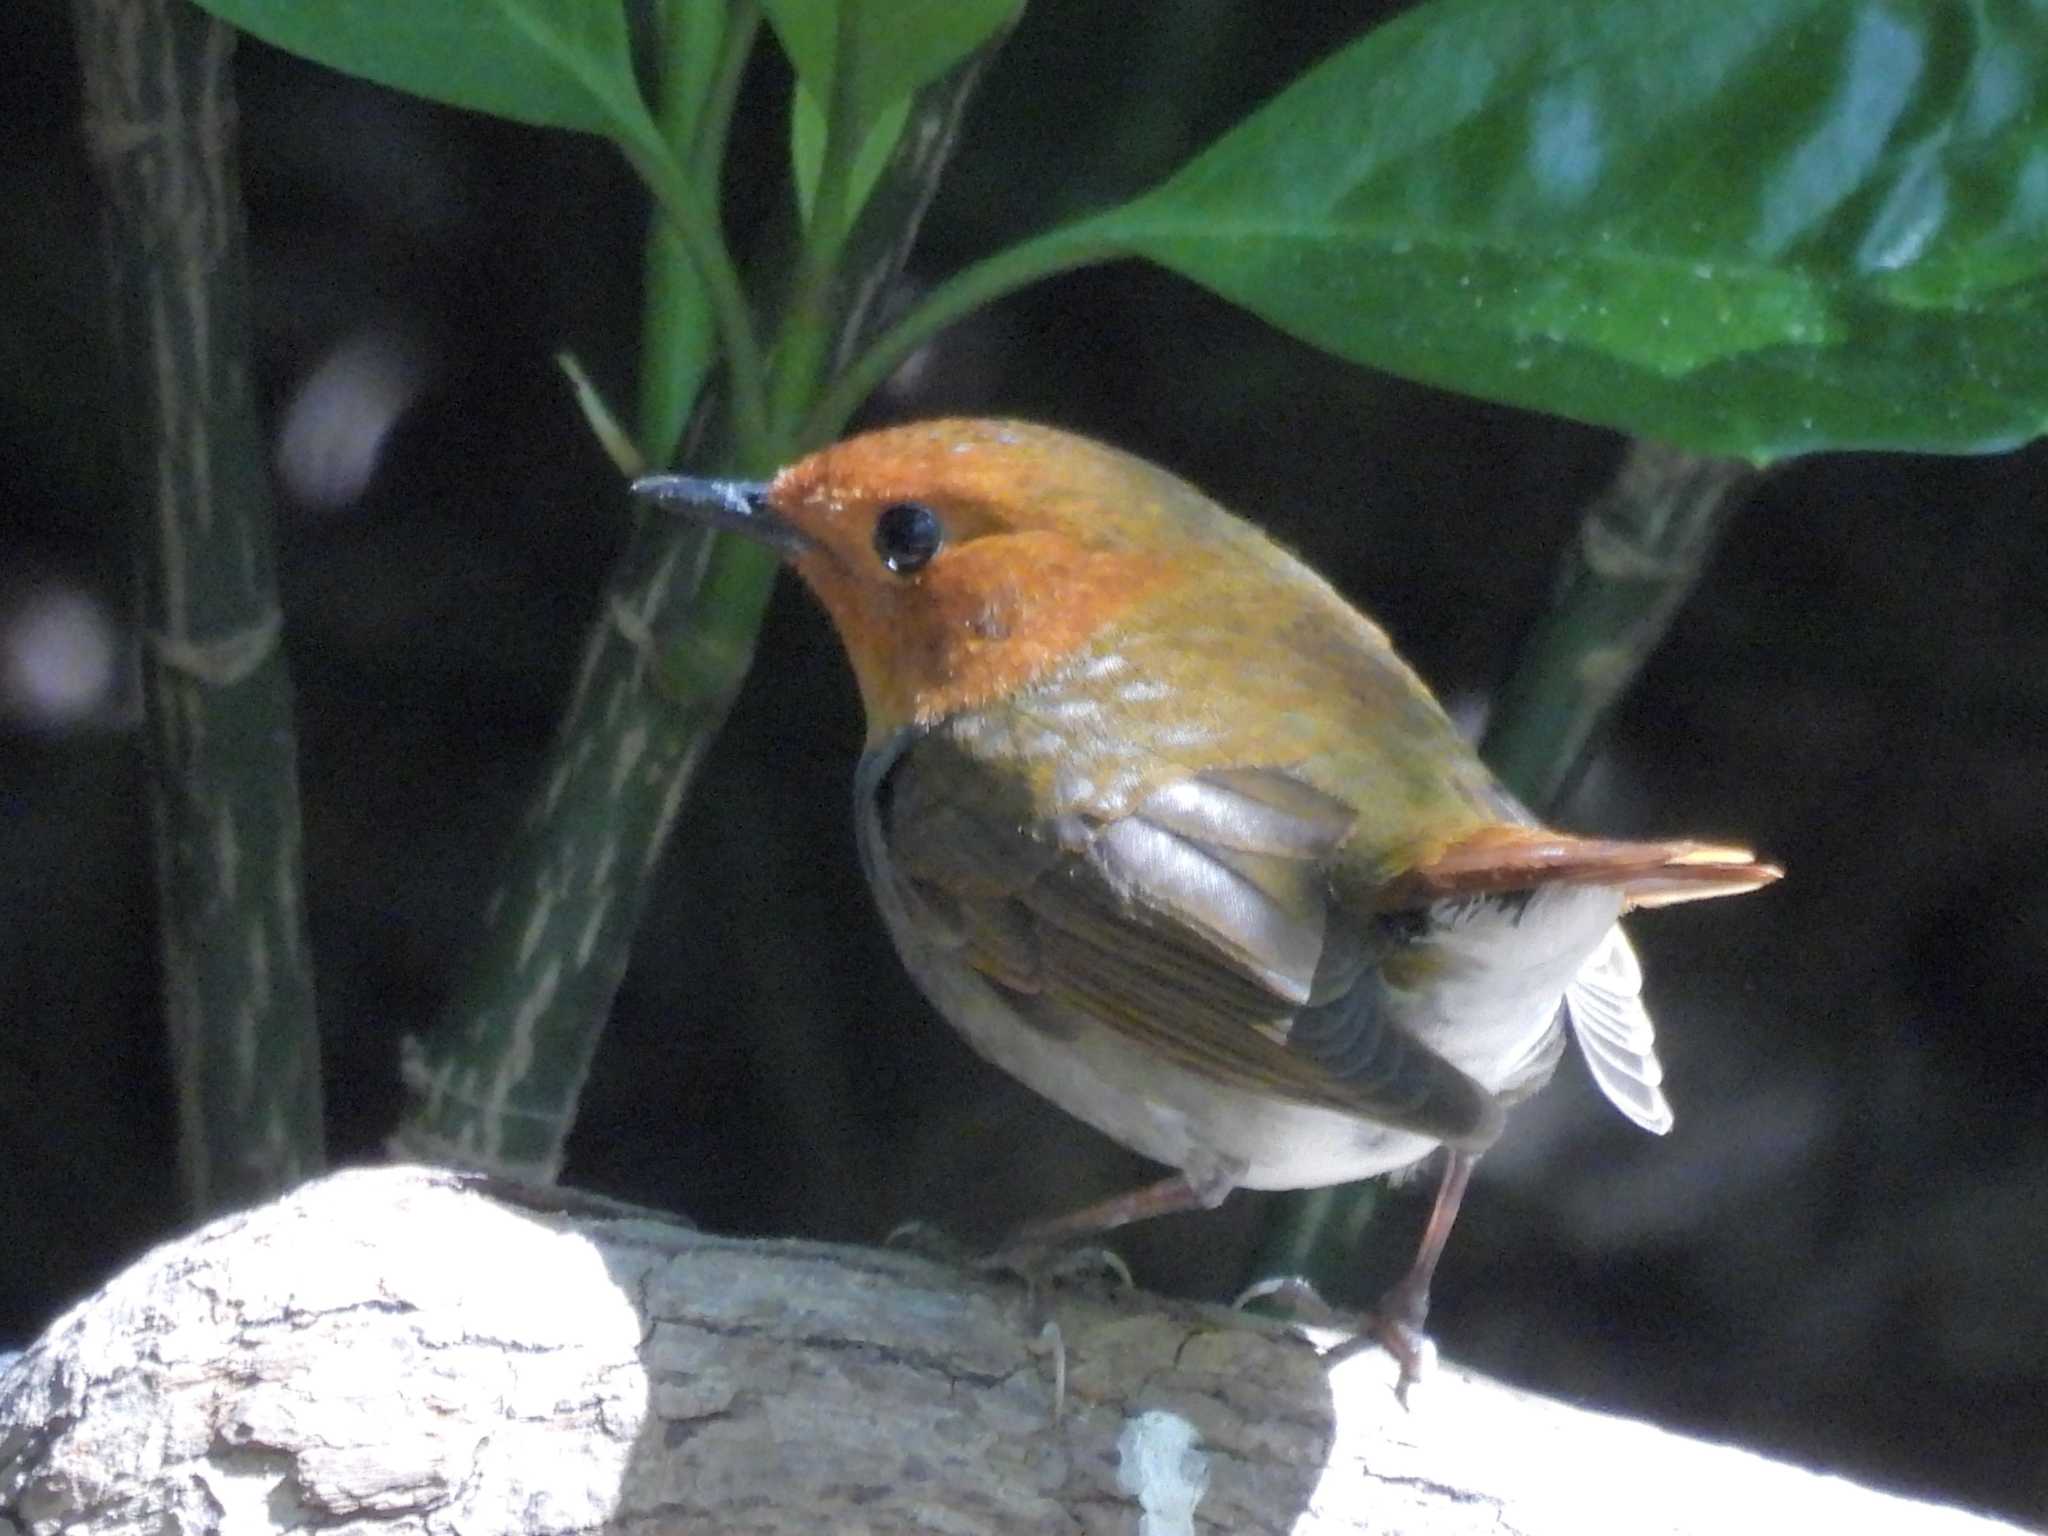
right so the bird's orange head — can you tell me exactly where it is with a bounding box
[637,419,1252,734]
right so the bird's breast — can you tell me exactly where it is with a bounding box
[933,604,1507,852]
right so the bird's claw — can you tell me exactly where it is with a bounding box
[887,1220,1127,1424]
[884,1218,972,1265]
[888,1221,1134,1294]
[1373,1314,1436,1406]
[1030,1317,1069,1424]
[1320,1293,1438,1407]
[977,1239,1134,1294]
[1233,1272,1344,1326]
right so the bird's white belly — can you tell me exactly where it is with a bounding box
[889,885,1627,1199]
[899,931,1437,1194]
[857,738,1625,1199]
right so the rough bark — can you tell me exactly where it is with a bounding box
[0,1166,2021,1536]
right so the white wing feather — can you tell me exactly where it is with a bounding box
[1565,923,1674,1134]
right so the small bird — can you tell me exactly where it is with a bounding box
[635,419,1777,1382]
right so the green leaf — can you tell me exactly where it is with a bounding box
[1075,0,2048,459]
[763,0,1015,152]
[188,0,651,140]
[791,88,911,226]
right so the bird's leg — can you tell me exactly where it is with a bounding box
[888,1174,1214,1279]
[980,1174,1216,1289]
[1382,1148,1476,1332]
[1329,1148,1477,1399]
[1009,1173,1215,1246]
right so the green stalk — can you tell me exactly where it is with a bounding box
[394,19,1018,1181]
[765,5,869,437]
[1251,437,1761,1302]
[1479,440,1763,808]
[656,0,726,126]
[690,2,760,193]
[634,0,731,466]
[801,219,1126,446]
[395,477,772,1178]
[614,125,771,463]
[73,0,323,1213]
[396,2,765,1180]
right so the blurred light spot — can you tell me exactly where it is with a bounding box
[1756,8,1919,257]
[276,326,429,511]
[1858,149,1947,274]
[1,580,120,729]
[1529,85,1603,202]
[868,275,1021,415]
[880,338,936,402]
[1445,688,1489,743]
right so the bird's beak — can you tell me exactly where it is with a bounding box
[630,474,814,559]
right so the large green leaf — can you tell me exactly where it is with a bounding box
[188,0,650,140]
[1075,0,2048,459]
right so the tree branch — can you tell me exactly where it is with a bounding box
[0,1168,2018,1535]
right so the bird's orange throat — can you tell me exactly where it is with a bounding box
[790,530,1179,735]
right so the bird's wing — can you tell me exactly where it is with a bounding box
[1564,923,1674,1133]
[873,734,1503,1149]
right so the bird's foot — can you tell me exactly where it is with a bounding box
[1320,1318,1435,1405]
[1320,1272,1436,1405]
[976,1236,1135,1293]
[886,1221,1133,1292]
[1365,1314,1437,1405]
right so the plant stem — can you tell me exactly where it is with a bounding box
[690,2,760,193]
[765,5,869,438]
[395,474,768,1179]
[655,0,726,133]
[394,21,1018,1181]
[617,129,771,463]
[801,218,1126,446]
[633,0,732,466]
[1480,440,1763,808]
[1251,438,1760,1301]
[73,0,323,1214]
[794,18,1023,449]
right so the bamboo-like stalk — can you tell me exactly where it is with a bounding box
[1252,437,1762,1301]
[73,0,324,1214]
[1480,439,1763,809]
[394,23,1019,1180]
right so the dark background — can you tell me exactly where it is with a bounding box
[5,1,2046,1524]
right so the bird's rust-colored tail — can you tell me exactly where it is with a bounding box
[1377,825,1781,911]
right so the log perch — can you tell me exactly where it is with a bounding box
[0,1166,2021,1535]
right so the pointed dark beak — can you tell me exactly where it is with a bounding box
[630,474,813,559]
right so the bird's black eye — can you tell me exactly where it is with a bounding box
[873,501,944,575]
